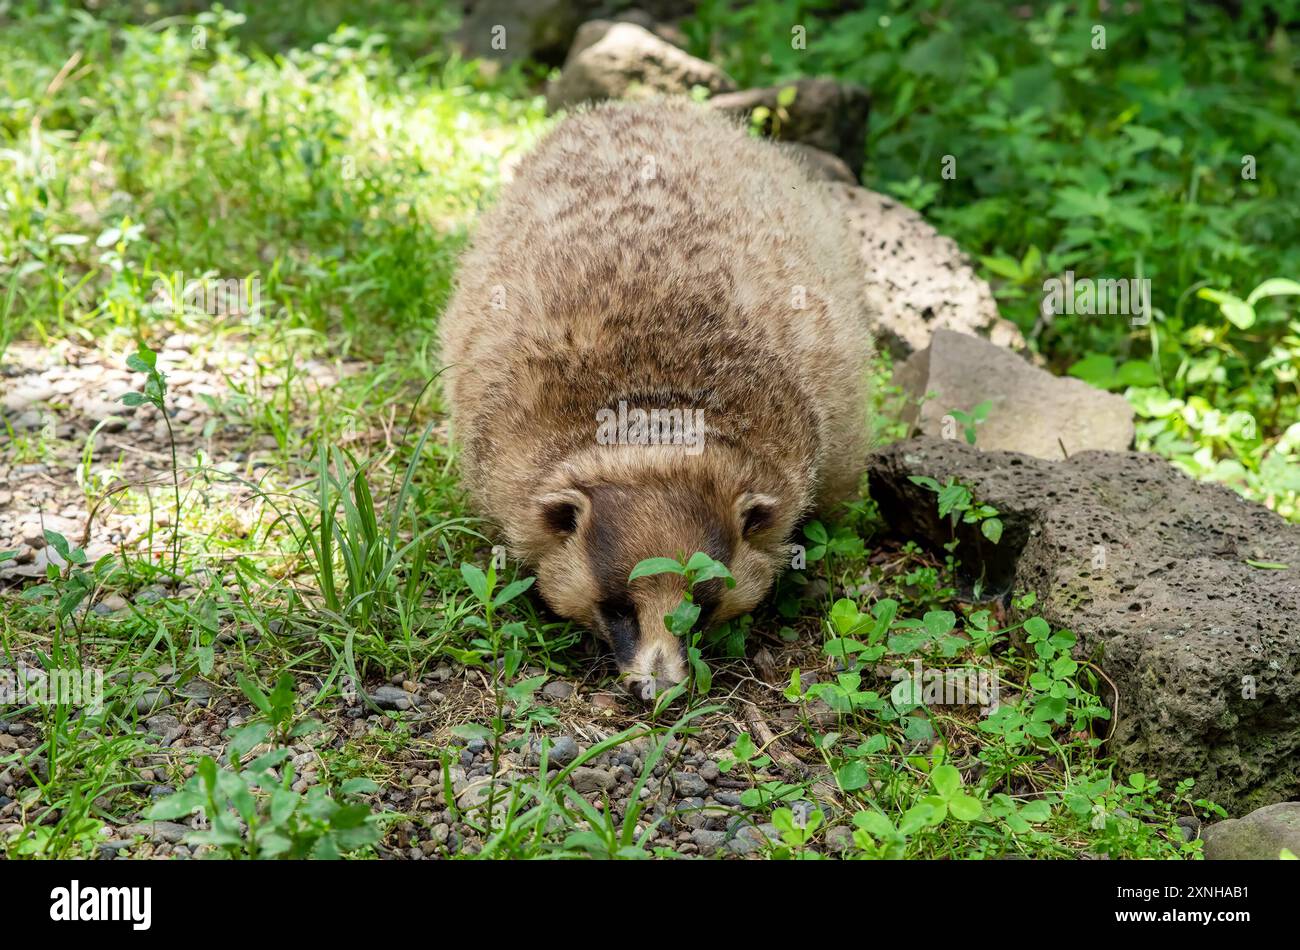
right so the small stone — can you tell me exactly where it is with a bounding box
[1202,803,1300,860]
[726,823,780,855]
[826,825,854,853]
[3,381,56,408]
[12,410,43,430]
[534,735,580,768]
[176,679,215,701]
[691,829,726,852]
[541,681,574,702]
[546,21,734,113]
[571,767,616,794]
[99,839,134,857]
[135,689,169,715]
[368,685,418,711]
[144,714,183,746]
[99,593,129,612]
[698,761,720,783]
[135,585,168,605]
[672,770,709,798]
[120,821,191,844]
[892,329,1133,458]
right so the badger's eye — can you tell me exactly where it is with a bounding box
[597,597,636,625]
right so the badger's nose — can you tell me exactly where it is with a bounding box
[621,665,691,701]
[625,675,681,703]
[623,641,689,702]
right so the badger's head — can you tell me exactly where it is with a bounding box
[517,445,798,701]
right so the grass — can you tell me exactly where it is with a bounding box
[0,0,1287,859]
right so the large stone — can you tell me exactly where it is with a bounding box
[453,0,588,67]
[867,437,1300,813]
[546,21,734,113]
[708,78,870,173]
[1202,802,1300,859]
[454,3,697,66]
[893,329,1134,459]
[831,185,1025,357]
[565,10,688,57]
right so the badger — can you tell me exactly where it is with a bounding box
[440,99,873,699]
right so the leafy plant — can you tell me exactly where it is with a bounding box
[627,551,737,706]
[121,343,182,577]
[920,763,983,823]
[146,673,382,859]
[946,399,992,445]
[908,475,1004,544]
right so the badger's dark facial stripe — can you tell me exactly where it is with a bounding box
[601,604,640,666]
[586,485,631,605]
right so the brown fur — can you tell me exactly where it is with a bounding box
[440,99,873,695]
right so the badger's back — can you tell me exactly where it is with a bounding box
[440,100,872,537]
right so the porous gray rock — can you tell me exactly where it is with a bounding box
[709,78,869,173]
[892,329,1134,459]
[546,21,734,113]
[1202,802,1300,859]
[867,437,1300,812]
[831,185,1026,357]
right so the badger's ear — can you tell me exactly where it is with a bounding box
[736,492,780,540]
[536,489,590,538]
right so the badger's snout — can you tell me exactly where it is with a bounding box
[626,673,685,702]
[622,639,689,702]
[598,591,691,702]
